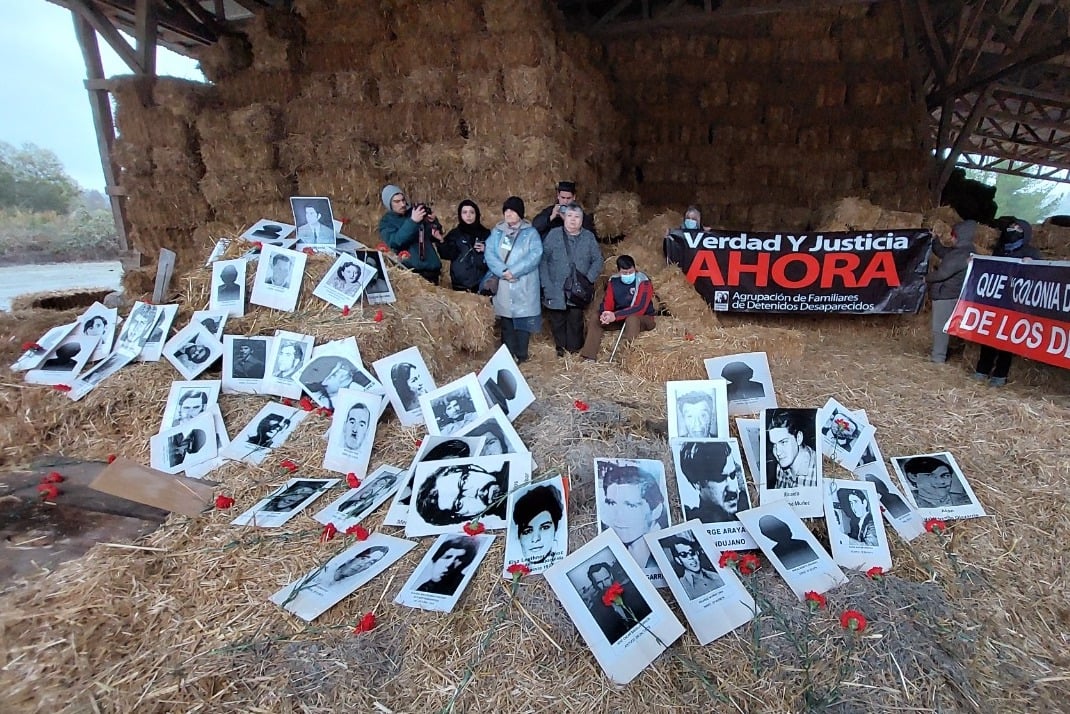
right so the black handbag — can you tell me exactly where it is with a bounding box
[562,236,595,307]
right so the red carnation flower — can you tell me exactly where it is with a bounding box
[298,396,315,412]
[684,332,695,341]
[924,518,947,535]
[281,398,294,407]
[303,247,315,256]
[42,472,64,484]
[804,591,826,611]
[21,342,43,352]
[463,521,485,536]
[866,566,884,580]
[341,305,351,317]
[414,438,423,448]
[345,524,369,540]
[37,483,61,499]
[601,581,625,607]
[353,611,376,633]
[376,243,389,253]
[573,399,589,412]
[215,494,235,509]
[280,459,298,473]
[398,250,411,260]
[373,309,384,322]
[317,407,333,417]
[320,522,338,543]
[253,241,263,250]
[52,384,72,393]
[346,473,362,489]
[738,553,761,576]
[507,563,531,581]
[107,454,117,464]
[840,609,867,632]
[718,551,740,569]
[338,217,350,225]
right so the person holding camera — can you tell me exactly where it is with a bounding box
[438,199,490,293]
[378,184,443,284]
[532,180,598,240]
[539,203,603,356]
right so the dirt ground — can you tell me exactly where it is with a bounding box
[0,291,1067,713]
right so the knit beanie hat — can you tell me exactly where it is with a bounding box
[381,184,403,209]
[502,196,525,220]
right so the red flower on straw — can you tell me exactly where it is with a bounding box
[463,521,485,536]
[866,566,884,580]
[376,243,389,253]
[840,610,867,632]
[280,459,298,473]
[281,398,294,407]
[601,582,625,607]
[320,522,338,543]
[353,612,376,633]
[924,518,947,534]
[573,400,589,412]
[37,483,61,499]
[52,384,72,393]
[414,438,423,448]
[21,342,43,352]
[398,250,411,260]
[738,553,761,575]
[507,563,531,581]
[302,247,315,256]
[317,407,333,418]
[42,472,64,484]
[804,591,826,611]
[345,524,369,540]
[373,309,384,322]
[107,454,117,464]
[684,332,695,341]
[214,494,235,509]
[718,551,741,569]
[346,472,362,489]
[253,241,263,250]
[338,217,350,225]
[298,396,315,412]
[341,305,350,317]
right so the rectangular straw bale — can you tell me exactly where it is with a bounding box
[113,140,153,177]
[403,67,458,105]
[486,32,550,66]
[465,106,552,140]
[191,34,253,83]
[277,133,318,173]
[301,5,389,44]
[228,103,281,138]
[813,197,883,230]
[152,146,204,181]
[457,70,503,104]
[389,104,464,143]
[200,139,276,174]
[153,78,213,119]
[200,170,293,209]
[296,72,335,102]
[333,71,377,102]
[215,70,297,108]
[297,168,382,207]
[483,0,542,33]
[396,0,483,36]
[126,184,209,229]
[502,65,553,107]
[457,38,492,70]
[876,209,925,229]
[302,41,377,73]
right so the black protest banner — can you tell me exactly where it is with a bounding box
[664,229,932,314]
[946,255,1070,370]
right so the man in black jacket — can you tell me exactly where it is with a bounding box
[531,180,597,239]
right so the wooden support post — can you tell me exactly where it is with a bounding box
[936,89,991,199]
[72,13,130,254]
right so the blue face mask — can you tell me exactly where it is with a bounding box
[683,218,699,230]
[620,272,636,285]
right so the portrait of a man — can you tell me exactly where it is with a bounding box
[661,533,724,599]
[677,440,750,523]
[265,253,293,288]
[415,462,509,526]
[336,471,398,518]
[676,391,717,438]
[117,303,157,350]
[433,392,477,435]
[261,482,320,513]
[899,455,971,509]
[597,462,669,570]
[342,402,372,455]
[172,389,208,426]
[231,339,266,379]
[301,357,372,411]
[293,197,335,245]
[167,428,206,468]
[216,264,242,303]
[415,537,478,596]
[765,409,818,490]
[579,558,652,646]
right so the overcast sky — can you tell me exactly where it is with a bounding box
[0,0,203,191]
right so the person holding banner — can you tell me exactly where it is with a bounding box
[579,255,655,361]
[926,220,976,363]
[973,217,1041,386]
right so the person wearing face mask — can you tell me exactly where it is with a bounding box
[579,255,655,361]
[666,206,704,244]
[439,199,490,293]
[485,196,544,363]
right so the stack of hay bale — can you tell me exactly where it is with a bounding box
[605,2,930,230]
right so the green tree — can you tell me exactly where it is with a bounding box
[0,141,80,213]
[964,168,1062,222]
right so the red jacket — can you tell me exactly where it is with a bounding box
[602,272,654,320]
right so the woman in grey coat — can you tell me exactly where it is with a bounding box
[539,203,604,356]
[485,196,543,363]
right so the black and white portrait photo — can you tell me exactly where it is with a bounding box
[223,402,306,466]
[138,304,179,363]
[163,322,224,380]
[759,408,823,519]
[240,218,296,245]
[671,438,756,551]
[477,345,536,422]
[396,533,495,613]
[504,476,568,576]
[594,458,671,582]
[322,390,384,477]
[858,468,925,541]
[544,530,684,685]
[312,254,374,308]
[76,302,117,361]
[458,406,528,459]
[703,351,778,416]
[666,380,730,439]
[260,330,314,400]
[250,244,307,312]
[22,335,99,387]
[373,346,436,427]
[11,323,78,373]
[891,451,985,520]
[644,521,756,646]
[161,379,221,431]
[221,335,270,395]
[290,196,337,246]
[381,435,486,527]
[736,501,847,600]
[232,477,337,529]
[405,453,527,538]
[314,465,404,531]
[149,412,218,475]
[823,478,892,572]
[818,398,876,472]
[191,309,228,340]
[115,302,161,357]
[420,373,490,437]
[270,532,414,622]
[355,250,396,305]
[299,354,379,412]
[210,258,247,317]
[66,351,136,401]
